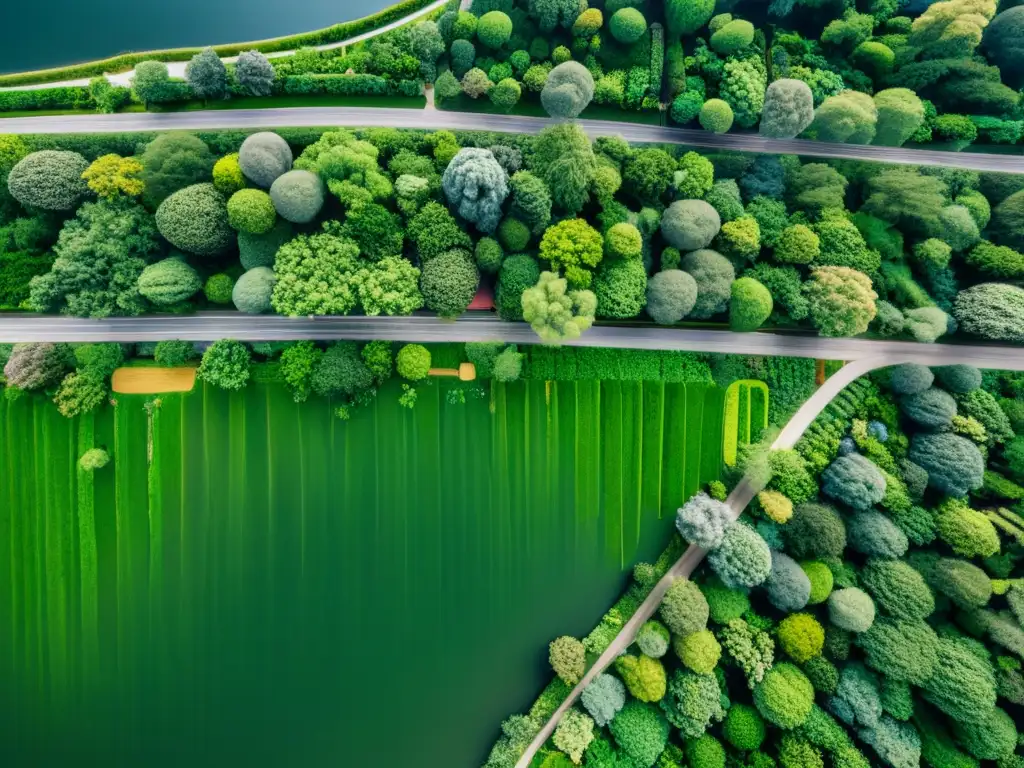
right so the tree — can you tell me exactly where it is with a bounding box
[954,283,1024,342]
[139,133,215,209]
[804,266,877,337]
[984,6,1024,87]
[441,148,509,234]
[550,635,585,684]
[396,343,431,381]
[666,0,716,36]
[541,61,595,119]
[661,200,721,251]
[594,259,646,319]
[711,19,755,54]
[708,522,772,588]
[788,163,848,211]
[409,21,445,68]
[581,675,626,728]
[910,0,997,59]
[7,150,89,211]
[717,217,761,261]
[336,202,402,263]
[700,99,735,133]
[522,271,597,342]
[862,168,947,236]
[676,492,732,549]
[82,154,144,200]
[461,67,494,98]
[238,132,293,189]
[509,171,552,235]
[227,189,277,235]
[909,432,984,496]
[310,342,372,398]
[753,663,815,729]
[450,39,476,78]
[185,47,228,99]
[354,256,423,316]
[530,123,596,214]
[497,253,541,321]
[231,267,276,314]
[808,91,878,144]
[131,60,171,106]
[490,78,522,111]
[234,50,274,96]
[775,225,819,264]
[478,11,513,48]
[553,708,595,764]
[991,190,1024,251]
[609,8,647,43]
[198,340,251,390]
[28,200,159,317]
[872,89,926,147]
[272,230,361,316]
[730,277,773,331]
[529,0,586,32]
[407,201,472,261]
[573,8,603,37]
[760,80,814,139]
[154,340,196,367]
[419,248,479,318]
[720,59,766,129]
[3,342,68,390]
[269,169,324,223]
[433,69,461,102]
[681,249,735,319]
[156,183,233,256]
[137,257,201,306]
[538,218,603,288]
[675,152,715,199]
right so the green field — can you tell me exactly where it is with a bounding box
[0,376,724,766]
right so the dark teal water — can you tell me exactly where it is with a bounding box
[0,0,396,73]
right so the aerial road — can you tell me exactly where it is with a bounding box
[1,107,1023,173]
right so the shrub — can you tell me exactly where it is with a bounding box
[759,79,814,139]
[991,190,1024,251]
[185,47,227,99]
[708,522,772,589]
[821,454,886,511]
[808,91,878,144]
[204,273,234,304]
[936,501,1000,558]
[239,219,292,270]
[227,188,277,235]
[666,0,715,36]
[804,267,877,337]
[778,614,825,663]
[671,91,704,125]
[235,49,274,96]
[700,99,735,133]
[616,654,667,703]
[635,620,670,659]
[396,344,431,381]
[765,550,812,613]
[952,707,1016,761]
[711,19,755,55]
[660,668,724,738]
[775,225,819,265]
[856,617,939,685]
[681,249,734,320]
[155,183,233,256]
[831,661,882,729]
[872,88,925,147]
[701,577,750,625]
[920,637,997,724]
[784,504,846,559]
[231,267,276,314]
[608,702,669,768]
[675,629,721,675]
[212,153,245,195]
[553,708,594,765]
[660,578,709,636]
[238,132,292,189]
[609,8,647,44]
[594,259,646,319]
[442,148,508,234]
[539,218,604,289]
[828,588,875,633]
[573,8,603,37]
[758,490,793,524]
[730,277,773,332]
[7,150,89,211]
[646,269,697,325]
[754,663,814,729]
[801,562,833,605]
[197,340,250,391]
[477,11,513,48]
[137,257,201,306]
[661,200,721,252]
[859,559,933,621]
[909,432,984,496]
[269,169,324,224]
[724,704,766,752]
[497,253,540,322]
[581,674,625,727]
[139,133,215,209]
[541,61,596,119]
[847,512,909,559]
[675,492,732,549]
[889,363,933,395]
[154,340,195,367]
[928,558,992,609]
[79,448,110,471]
[686,735,726,768]
[420,248,479,318]
[954,283,1024,343]
[489,77,521,111]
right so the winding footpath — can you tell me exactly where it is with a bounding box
[0,0,449,92]
[0,108,1023,173]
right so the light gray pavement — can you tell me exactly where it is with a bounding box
[0,0,448,91]
[1,108,1022,173]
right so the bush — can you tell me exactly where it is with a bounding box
[581,674,626,728]
[700,99,735,133]
[232,267,276,314]
[784,504,846,559]
[474,237,504,275]
[856,617,938,685]
[635,620,670,659]
[197,339,251,391]
[139,133,215,209]
[928,557,992,609]
[847,512,909,559]
[936,501,1000,558]
[681,249,734,320]
[609,8,647,44]
[730,277,773,332]
[137,257,201,306]
[154,340,195,366]
[477,11,513,49]
[616,654,667,703]
[888,363,933,395]
[808,91,878,144]
[496,253,540,321]
[920,637,997,724]
[991,190,1024,252]
[541,61,595,119]
[952,707,1016,761]
[79,448,110,471]
[204,273,234,304]
[238,132,293,189]
[872,88,925,147]
[661,200,721,252]
[227,188,277,235]
[396,343,431,381]
[828,588,875,633]
[859,559,933,621]
[821,454,885,511]
[155,183,233,256]
[701,577,750,624]
[7,150,89,211]
[675,492,732,549]
[442,148,509,234]
[754,663,815,729]
[239,219,292,270]
[909,432,984,496]
[489,77,521,111]
[269,169,325,224]
[675,629,721,675]
[711,19,755,55]
[708,522,772,589]
[594,259,646,319]
[659,578,709,637]
[778,614,825,663]
[804,267,877,337]
[686,735,726,768]
[774,225,819,265]
[802,562,833,605]
[724,704,766,752]
[212,153,245,195]
[608,702,669,768]
[765,551,811,613]
[420,248,479,318]
[660,669,724,738]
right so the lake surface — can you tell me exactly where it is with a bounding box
[0,377,723,767]
[0,0,396,73]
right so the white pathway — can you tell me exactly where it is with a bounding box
[1,0,448,91]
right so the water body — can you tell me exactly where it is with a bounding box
[0,378,724,767]
[0,0,395,74]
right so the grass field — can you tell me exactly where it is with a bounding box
[0,376,724,766]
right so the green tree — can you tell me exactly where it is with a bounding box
[419,248,479,318]
[760,80,814,139]
[700,99,735,133]
[872,89,926,147]
[522,272,597,342]
[530,123,597,213]
[185,47,228,99]
[730,277,773,331]
[339,202,403,261]
[272,230,361,316]
[991,190,1024,251]
[396,343,431,381]
[477,11,513,48]
[407,201,472,261]
[807,91,878,144]
[910,0,997,58]
[279,341,322,403]
[137,257,202,306]
[509,171,552,235]
[354,256,423,316]
[609,8,648,43]
[156,183,234,256]
[804,266,877,337]
[490,78,522,111]
[538,218,604,288]
[711,19,755,54]
[666,0,716,36]
[442,148,509,233]
[235,50,274,96]
[131,60,170,105]
[139,133,215,209]
[154,340,196,367]
[269,170,325,223]
[541,61,596,119]
[7,150,89,212]
[198,340,251,391]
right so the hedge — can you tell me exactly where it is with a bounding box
[0,0,437,87]
[282,74,420,97]
[0,86,94,112]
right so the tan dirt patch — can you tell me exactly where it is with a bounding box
[111,366,197,394]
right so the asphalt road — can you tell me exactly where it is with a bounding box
[1,107,1022,173]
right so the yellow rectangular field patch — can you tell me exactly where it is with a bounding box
[111,366,197,394]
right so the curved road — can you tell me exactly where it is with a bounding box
[1,108,1023,173]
